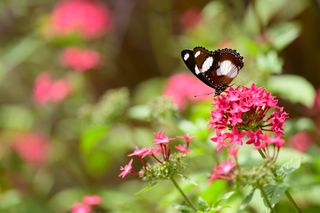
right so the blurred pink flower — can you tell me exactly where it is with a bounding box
[118,159,133,178]
[71,203,91,213]
[180,8,202,30]
[60,47,101,72]
[128,146,152,159]
[12,132,49,167]
[49,0,112,39]
[154,131,175,145]
[83,195,101,206]
[289,131,313,152]
[177,134,195,148]
[227,147,239,158]
[33,72,71,105]
[163,72,212,110]
[175,144,191,155]
[209,158,236,183]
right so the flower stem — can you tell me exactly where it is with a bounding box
[258,150,302,212]
[170,176,197,211]
[260,186,275,213]
[285,191,302,213]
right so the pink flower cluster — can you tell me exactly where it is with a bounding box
[119,132,194,178]
[49,0,112,39]
[210,84,288,151]
[180,8,202,30]
[12,132,49,167]
[209,84,289,182]
[71,195,102,213]
[33,72,71,105]
[163,72,212,110]
[60,47,101,72]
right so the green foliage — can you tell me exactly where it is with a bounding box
[0,0,318,212]
[266,74,315,107]
[263,184,288,206]
[276,159,301,179]
[0,105,33,130]
[240,188,255,210]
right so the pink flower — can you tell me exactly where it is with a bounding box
[289,131,313,152]
[128,147,152,158]
[175,144,191,154]
[33,72,52,104]
[71,203,91,213]
[48,0,112,39]
[12,132,49,167]
[163,72,212,110]
[209,158,236,183]
[83,195,101,206]
[209,84,288,151]
[154,131,175,145]
[177,134,195,148]
[266,136,285,148]
[246,130,265,146]
[33,72,71,105]
[211,132,228,151]
[180,8,202,30]
[217,158,236,174]
[60,47,101,72]
[227,147,239,158]
[118,159,133,178]
[225,128,245,145]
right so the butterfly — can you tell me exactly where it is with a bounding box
[181,47,244,96]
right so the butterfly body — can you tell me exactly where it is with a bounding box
[181,47,244,96]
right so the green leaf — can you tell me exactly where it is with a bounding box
[197,197,210,210]
[0,36,43,81]
[0,190,22,210]
[267,22,300,50]
[179,174,198,186]
[135,182,159,195]
[255,0,288,25]
[277,147,311,164]
[263,184,288,206]
[0,105,33,130]
[80,124,109,154]
[133,78,165,104]
[84,150,110,175]
[295,117,316,132]
[276,159,301,179]
[266,74,315,107]
[128,105,151,120]
[239,188,255,210]
[256,51,283,74]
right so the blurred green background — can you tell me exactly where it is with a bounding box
[0,0,320,212]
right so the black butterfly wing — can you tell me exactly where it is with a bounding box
[181,48,217,89]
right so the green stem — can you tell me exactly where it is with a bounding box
[257,150,301,212]
[170,176,197,211]
[285,191,302,213]
[260,186,275,213]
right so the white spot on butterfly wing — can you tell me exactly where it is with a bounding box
[201,57,213,72]
[183,53,190,61]
[216,60,238,77]
[195,65,200,74]
[195,51,201,58]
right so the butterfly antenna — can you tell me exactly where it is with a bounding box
[193,92,214,98]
